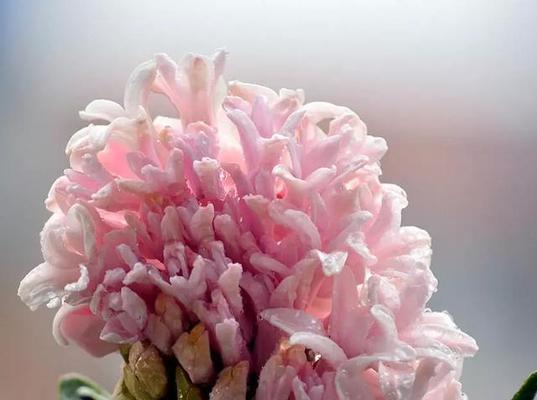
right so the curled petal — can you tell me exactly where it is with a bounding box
[124,59,157,116]
[261,308,325,336]
[79,99,126,122]
[18,262,80,310]
[53,303,116,357]
[121,287,148,330]
[215,319,248,366]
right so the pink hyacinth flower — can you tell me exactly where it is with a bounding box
[19,50,477,399]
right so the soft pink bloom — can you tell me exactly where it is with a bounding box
[19,50,477,399]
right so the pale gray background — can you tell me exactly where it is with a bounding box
[1,1,536,398]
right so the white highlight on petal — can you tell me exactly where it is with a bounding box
[261,308,325,336]
[311,250,348,276]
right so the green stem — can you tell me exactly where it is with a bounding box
[512,371,537,400]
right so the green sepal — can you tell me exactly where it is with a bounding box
[119,344,132,363]
[112,391,136,400]
[175,366,203,400]
[58,373,111,400]
[111,375,135,400]
[512,371,537,400]
[121,342,168,400]
[123,365,154,400]
[129,343,167,399]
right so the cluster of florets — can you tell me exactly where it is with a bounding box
[19,50,476,399]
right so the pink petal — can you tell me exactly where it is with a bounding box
[260,308,325,336]
[289,332,347,368]
[53,303,116,357]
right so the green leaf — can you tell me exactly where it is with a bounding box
[175,366,203,400]
[512,371,537,400]
[59,373,111,400]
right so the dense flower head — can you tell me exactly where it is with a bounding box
[19,50,477,399]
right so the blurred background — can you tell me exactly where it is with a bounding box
[1,1,536,398]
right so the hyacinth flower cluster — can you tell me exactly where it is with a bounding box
[18,50,479,400]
